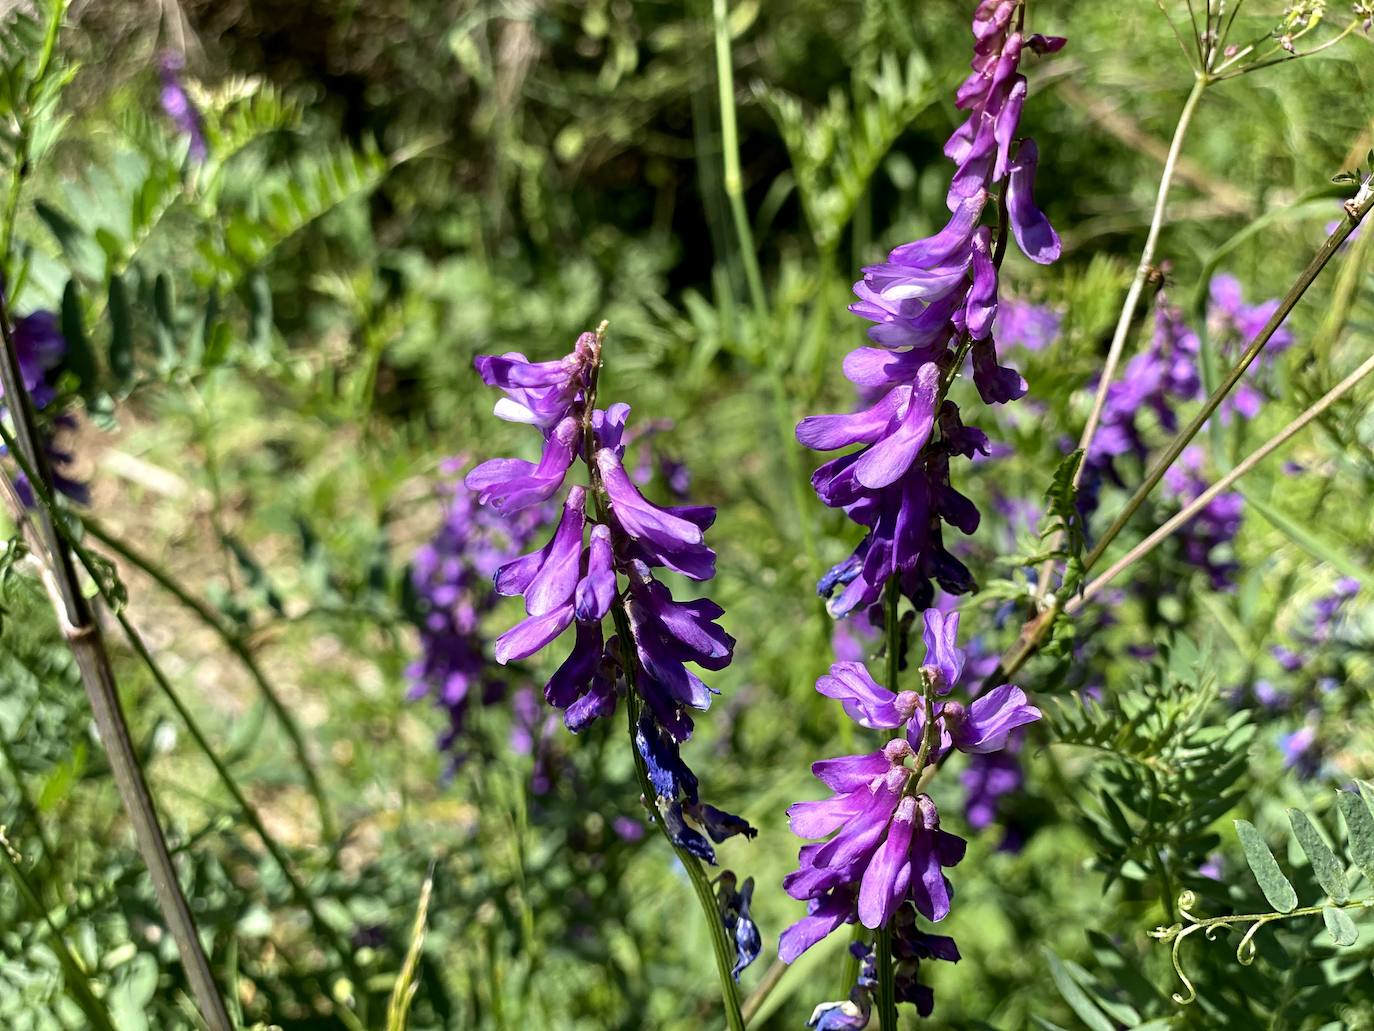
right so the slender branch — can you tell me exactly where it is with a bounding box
[81,517,336,841]
[1071,348,1374,609]
[875,923,897,1030]
[1036,73,1209,601]
[0,319,233,1030]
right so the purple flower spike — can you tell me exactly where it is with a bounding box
[1006,139,1061,264]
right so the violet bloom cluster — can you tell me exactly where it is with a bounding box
[406,460,547,770]
[800,3,1064,618]
[0,310,86,506]
[158,52,208,163]
[1081,278,1291,589]
[779,611,1039,987]
[466,330,755,864]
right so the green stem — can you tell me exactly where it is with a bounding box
[875,923,898,1031]
[872,575,902,1030]
[711,0,767,320]
[81,517,337,841]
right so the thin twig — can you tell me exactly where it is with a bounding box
[992,177,1374,688]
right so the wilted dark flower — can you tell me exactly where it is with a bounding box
[715,872,761,980]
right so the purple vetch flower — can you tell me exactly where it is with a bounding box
[405,460,549,771]
[157,52,208,163]
[1162,448,1243,591]
[1279,722,1321,778]
[1310,577,1359,643]
[800,3,1064,621]
[468,328,755,864]
[997,297,1062,351]
[780,612,1037,964]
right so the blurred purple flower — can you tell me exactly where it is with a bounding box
[158,52,208,163]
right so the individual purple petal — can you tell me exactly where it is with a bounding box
[465,416,579,512]
[788,791,871,839]
[563,669,617,732]
[945,684,1041,753]
[523,489,586,615]
[853,363,941,489]
[797,386,907,451]
[493,602,574,664]
[963,227,998,340]
[857,795,915,928]
[574,523,617,622]
[779,889,855,964]
[888,191,987,268]
[544,621,604,708]
[662,802,716,863]
[1006,139,1061,264]
[971,339,1027,404]
[815,661,914,730]
[810,750,892,792]
[920,609,965,694]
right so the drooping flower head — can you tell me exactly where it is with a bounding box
[801,2,1065,620]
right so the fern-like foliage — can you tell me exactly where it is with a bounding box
[1044,637,1254,888]
[754,52,935,251]
[1152,783,1374,1005]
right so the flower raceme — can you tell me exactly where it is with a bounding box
[801,1,1065,619]
[465,329,755,867]
[780,612,1040,972]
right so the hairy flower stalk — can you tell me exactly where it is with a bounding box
[467,324,756,1028]
[783,2,1063,1023]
